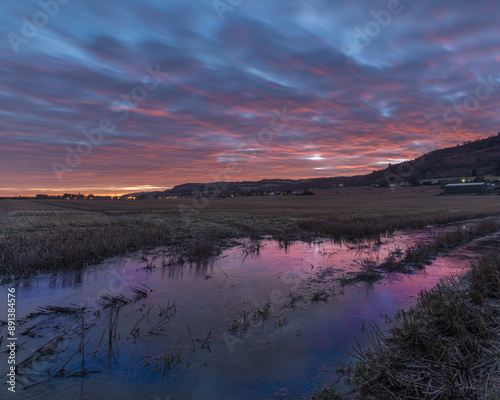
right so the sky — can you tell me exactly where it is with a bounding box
[1,0,500,195]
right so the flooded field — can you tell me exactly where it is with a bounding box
[1,225,500,400]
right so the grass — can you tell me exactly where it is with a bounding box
[0,222,174,277]
[351,251,500,399]
[189,232,221,261]
[310,387,343,399]
[274,316,288,329]
[379,250,404,272]
[17,318,79,372]
[285,292,304,307]
[3,188,500,278]
[354,259,382,282]
[229,313,251,335]
[229,301,273,336]
[386,217,500,270]
[152,350,182,378]
[311,288,331,302]
[253,300,272,320]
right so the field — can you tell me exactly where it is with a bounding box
[2,186,500,279]
[3,187,500,399]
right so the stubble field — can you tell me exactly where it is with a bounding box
[2,186,500,279]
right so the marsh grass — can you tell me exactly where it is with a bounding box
[343,253,383,284]
[229,301,272,336]
[274,317,288,329]
[375,218,500,273]
[189,232,220,261]
[160,250,185,267]
[380,251,405,272]
[148,301,177,335]
[310,387,343,400]
[311,288,331,302]
[27,306,85,318]
[0,223,172,278]
[17,318,79,372]
[99,294,130,308]
[3,196,500,279]
[351,252,500,399]
[285,292,303,308]
[130,284,152,301]
[229,220,262,239]
[402,218,500,269]
[295,209,500,243]
[151,350,182,378]
[241,241,261,259]
[229,312,251,335]
[354,259,381,282]
[253,300,271,320]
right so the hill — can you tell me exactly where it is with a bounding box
[376,133,500,185]
[125,134,500,198]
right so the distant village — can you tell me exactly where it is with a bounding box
[5,188,317,200]
[3,176,500,200]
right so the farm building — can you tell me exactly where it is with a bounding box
[444,182,493,194]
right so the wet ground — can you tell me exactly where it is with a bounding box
[1,225,500,400]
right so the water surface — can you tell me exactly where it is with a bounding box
[1,228,499,400]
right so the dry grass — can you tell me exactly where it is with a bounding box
[353,259,382,282]
[345,218,500,282]
[2,189,500,278]
[402,218,500,268]
[352,252,500,399]
[0,223,173,277]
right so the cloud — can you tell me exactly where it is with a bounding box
[1,0,499,194]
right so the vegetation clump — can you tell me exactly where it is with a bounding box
[310,386,343,399]
[354,259,382,282]
[352,252,500,399]
[152,350,182,378]
[311,287,333,302]
[402,218,500,268]
[253,300,271,320]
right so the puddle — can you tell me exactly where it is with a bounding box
[1,228,499,400]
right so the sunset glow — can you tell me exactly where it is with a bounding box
[1,0,500,195]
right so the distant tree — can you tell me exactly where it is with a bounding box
[408,176,420,186]
[472,168,477,176]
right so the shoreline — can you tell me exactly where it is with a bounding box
[347,251,500,399]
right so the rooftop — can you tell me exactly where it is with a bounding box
[445,183,487,187]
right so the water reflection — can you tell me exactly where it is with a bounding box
[1,230,499,399]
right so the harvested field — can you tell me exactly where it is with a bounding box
[2,187,500,278]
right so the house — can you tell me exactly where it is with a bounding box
[444,182,493,194]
